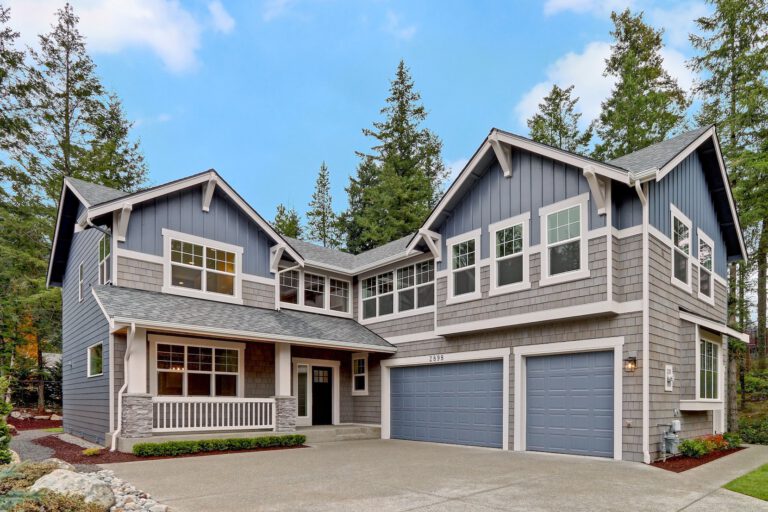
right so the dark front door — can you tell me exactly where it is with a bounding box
[312,367,333,425]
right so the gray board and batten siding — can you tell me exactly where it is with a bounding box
[120,186,275,278]
[436,149,605,270]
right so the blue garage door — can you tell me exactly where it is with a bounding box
[526,351,614,458]
[390,360,503,448]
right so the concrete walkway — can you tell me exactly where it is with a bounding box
[101,440,768,512]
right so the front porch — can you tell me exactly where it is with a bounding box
[113,326,389,452]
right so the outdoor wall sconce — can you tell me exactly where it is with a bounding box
[624,354,637,372]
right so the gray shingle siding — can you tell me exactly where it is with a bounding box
[121,186,275,278]
[615,234,643,302]
[364,313,434,339]
[62,225,111,445]
[242,280,275,309]
[116,256,163,292]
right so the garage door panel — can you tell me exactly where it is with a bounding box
[391,360,503,449]
[526,351,614,458]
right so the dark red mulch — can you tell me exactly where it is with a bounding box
[651,447,744,472]
[7,417,63,431]
[33,435,306,464]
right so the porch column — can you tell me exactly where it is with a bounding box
[273,343,295,432]
[122,327,152,438]
[126,327,147,394]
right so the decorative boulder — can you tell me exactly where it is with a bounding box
[9,411,21,419]
[30,469,115,509]
[41,458,76,471]
[50,413,63,421]
[7,424,17,435]
[33,415,51,420]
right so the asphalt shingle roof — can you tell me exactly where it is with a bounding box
[608,126,711,173]
[285,234,415,272]
[93,285,395,351]
[66,177,130,206]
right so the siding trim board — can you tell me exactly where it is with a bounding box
[513,336,624,460]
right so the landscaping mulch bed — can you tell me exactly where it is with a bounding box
[33,435,306,464]
[7,417,63,431]
[651,447,744,473]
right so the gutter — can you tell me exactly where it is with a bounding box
[110,322,134,452]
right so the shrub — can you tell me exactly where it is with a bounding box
[0,377,14,465]
[132,434,306,457]
[81,448,102,457]
[679,438,709,458]
[8,491,104,512]
[0,462,58,494]
[723,432,742,448]
[702,434,729,452]
[740,416,768,445]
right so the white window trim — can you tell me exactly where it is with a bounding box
[670,205,693,294]
[539,193,590,287]
[78,262,84,302]
[279,269,353,318]
[292,357,341,427]
[357,254,436,324]
[86,341,103,378]
[513,337,624,461]
[98,234,112,285]
[489,212,531,296]
[446,228,482,304]
[148,335,245,397]
[161,228,244,305]
[351,353,368,396]
[697,228,715,305]
[693,326,723,402]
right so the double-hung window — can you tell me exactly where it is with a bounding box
[362,272,394,319]
[490,213,529,294]
[448,230,480,302]
[304,273,325,309]
[98,234,111,285]
[671,206,692,291]
[396,260,435,312]
[699,337,719,400]
[87,342,103,377]
[156,342,240,397]
[279,270,299,304]
[352,353,368,395]
[329,278,350,312]
[698,230,714,302]
[540,194,589,286]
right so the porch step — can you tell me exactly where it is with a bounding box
[298,424,380,444]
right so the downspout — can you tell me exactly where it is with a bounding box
[86,219,112,238]
[633,179,651,464]
[110,322,135,452]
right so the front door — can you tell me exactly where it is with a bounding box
[312,367,333,425]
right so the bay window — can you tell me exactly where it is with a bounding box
[156,342,240,397]
[671,206,691,291]
[698,230,714,302]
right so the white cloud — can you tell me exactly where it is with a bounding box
[134,112,173,128]
[514,41,613,128]
[543,0,634,16]
[262,0,293,22]
[208,1,235,34]
[4,0,233,73]
[445,157,470,184]
[660,47,695,91]
[384,10,416,41]
[649,1,709,49]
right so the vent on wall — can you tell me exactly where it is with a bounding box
[713,409,724,434]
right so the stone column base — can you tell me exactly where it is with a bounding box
[122,393,153,438]
[272,395,297,433]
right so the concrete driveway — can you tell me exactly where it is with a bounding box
[102,440,768,512]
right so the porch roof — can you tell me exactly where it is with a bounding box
[92,285,396,353]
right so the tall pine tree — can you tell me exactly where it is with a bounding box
[273,204,303,239]
[527,84,592,154]
[343,60,445,253]
[306,162,339,248]
[593,9,689,161]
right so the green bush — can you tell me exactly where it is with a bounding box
[740,416,768,445]
[132,434,306,457]
[743,373,768,400]
[0,377,14,465]
[679,438,709,458]
[81,448,102,457]
[723,432,742,448]
[7,490,104,512]
[0,462,58,494]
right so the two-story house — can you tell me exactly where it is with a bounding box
[47,125,748,463]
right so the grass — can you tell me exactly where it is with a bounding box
[42,427,63,433]
[724,463,768,501]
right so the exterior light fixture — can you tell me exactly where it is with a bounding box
[624,355,637,372]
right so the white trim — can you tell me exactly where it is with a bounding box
[513,337,624,461]
[148,334,245,398]
[605,184,613,302]
[279,302,353,319]
[697,228,716,305]
[649,226,728,288]
[446,228,482,304]
[670,204,693,294]
[201,176,217,213]
[385,331,442,345]
[351,353,368,396]
[435,300,641,336]
[360,305,435,326]
[693,325,722,401]
[613,225,643,238]
[115,248,164,265]
[292,357,341,427]
[638,182,650,464]
[278,269,353,318]
[539,193,591,287]
[161,228,244,305]
[679,310,749,343]
[78,262,84,302]
[86,341,104,378]
[381,348,511,450]
[488,212,531,296]
[242,272,276,287]
[679,400,724,411]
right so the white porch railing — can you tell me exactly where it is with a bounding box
[151,397,275,433]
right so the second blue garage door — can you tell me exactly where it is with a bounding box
[526,351,614,458]
[390,360,503,448]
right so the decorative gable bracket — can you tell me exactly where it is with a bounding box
[410,229,442,263]
[114,203,132,242]
[489,136,513,178]
[583,166,607,216]
[202,176,218,212]
[270,245,286,274]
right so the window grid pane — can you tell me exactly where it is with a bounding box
[673,218,690,254]
[547,206,580,245]
[496,224,523,258]
[415,260,434,285]
[215,348,239,373]
[699,239,712,270]
[699,340,719,399]
[397,266,415,290]
[279,270,299,304]
[206,247,235,273]
[452,240,475,269]
[157,344,185,370]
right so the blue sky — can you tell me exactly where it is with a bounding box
[7,0,709,221]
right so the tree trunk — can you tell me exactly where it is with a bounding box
[36,336,45,413]
[728,344,739,432]
[729,262,738,326]
[757,222,768,359]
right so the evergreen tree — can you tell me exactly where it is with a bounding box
[593,9,689,161]
[527,84,593,154]
[273,204,303,239]
[306,162,339,247]
[343,60,445,253]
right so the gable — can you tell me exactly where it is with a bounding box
[47,187,90,287]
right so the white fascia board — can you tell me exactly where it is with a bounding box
[678,310,749,343]
[656,127,715,181]
[47,179,96,287]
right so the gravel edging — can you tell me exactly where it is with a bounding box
[92,469,170,512]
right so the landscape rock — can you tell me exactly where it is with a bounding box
[50,413,63,421]
[42,457,76,471]
[30,469,115,509]
[33,415,51,420]
[7,424,17,435]
[10,411,31,420]
[9,450,20,464]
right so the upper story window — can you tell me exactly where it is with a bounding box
[447,229,481,303]
[330,279,350,313]
[397,260,435,312]
[280,270,299,304]
[698,229,714,302]
[539,194,589,287]
[671,206,692,292]
[279,270,351,316]
[162,229,243,304]
[304,273,325,309]
[489,213,530,295]
[98,234,111,285]
[362,271,394,319]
